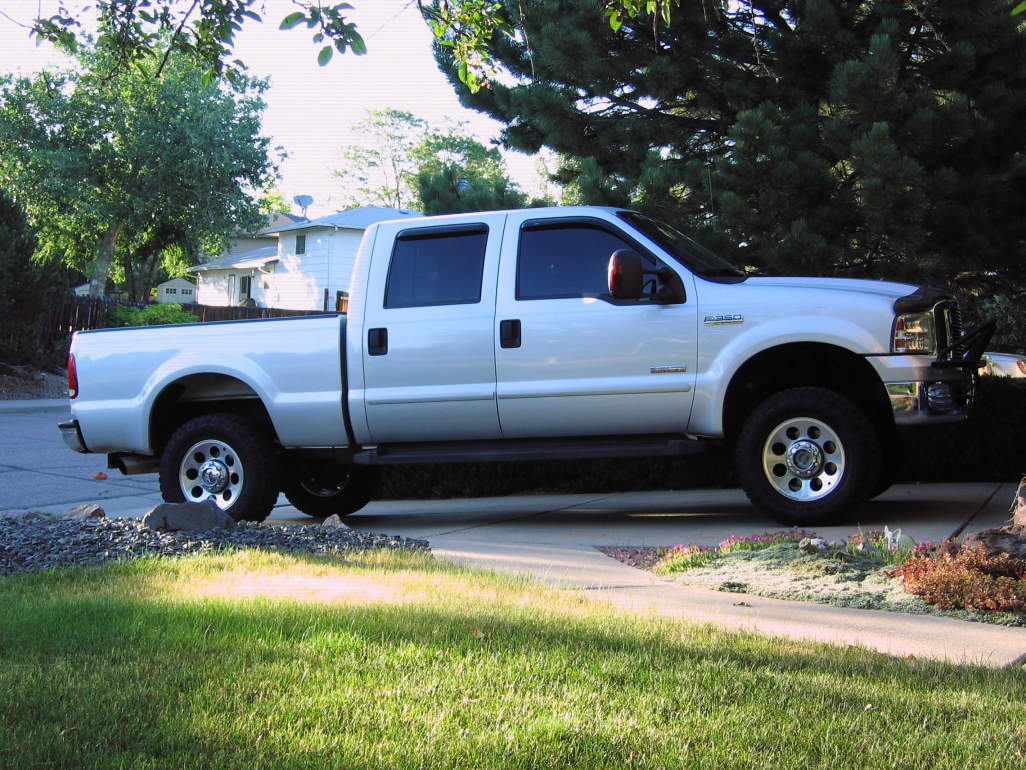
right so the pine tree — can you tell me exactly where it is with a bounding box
[429,0,1026,299]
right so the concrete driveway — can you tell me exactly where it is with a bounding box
[5,402,1025,666]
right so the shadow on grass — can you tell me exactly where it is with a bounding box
[1,556,1026,769]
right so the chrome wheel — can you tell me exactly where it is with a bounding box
[178,438,244,510]
[761,416,845,502]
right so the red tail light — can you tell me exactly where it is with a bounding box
[68,352,79,399]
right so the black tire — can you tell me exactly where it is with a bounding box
[281,460,382,517]
[736,387,881,527]
[159,413,281,523]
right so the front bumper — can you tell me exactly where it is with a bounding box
[886,380,972,426]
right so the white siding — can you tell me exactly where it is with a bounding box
[193,226,370,310]
[156,277,196,303]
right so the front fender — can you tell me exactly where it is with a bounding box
[689,317,880,436]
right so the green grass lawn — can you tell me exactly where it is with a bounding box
[1,550,1025,769]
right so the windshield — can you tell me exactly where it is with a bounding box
[616,211,746,280]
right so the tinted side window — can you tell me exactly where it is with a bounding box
[385,228,488,308]
[517,225,635,299]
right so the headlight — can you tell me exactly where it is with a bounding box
[893,312,935,353]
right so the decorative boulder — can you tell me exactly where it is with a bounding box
[960,526,1026,562]
[60,504,106,520]
[322,514,350,530]
[142,500,235,532]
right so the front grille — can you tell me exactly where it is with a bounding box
[936,301,963,362]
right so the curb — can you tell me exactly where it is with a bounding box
[0,399,71,414]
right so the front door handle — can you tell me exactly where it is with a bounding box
[499,319,521,349]
[368,327,388,356]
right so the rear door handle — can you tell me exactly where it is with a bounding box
[499,319,521,349]
[368,327,388,356]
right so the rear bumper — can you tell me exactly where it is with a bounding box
[58,419,90,453]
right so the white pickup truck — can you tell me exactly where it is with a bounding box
[59,207,992,526]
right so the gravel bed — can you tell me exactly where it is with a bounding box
[0,517,429,576]
[596,546,663,571]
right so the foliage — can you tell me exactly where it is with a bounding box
[0,191,66,364]
[106,303,197,327]
[656,528,813,574]
[431,0,1026,298]
[892,549,1026,612]
[0,45,276,300]
[653,543,717,572]
[28,1,663,93]
[31,1,365,85]
[334,109,529,212]
[334,109,429,209]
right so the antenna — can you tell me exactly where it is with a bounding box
[293,195,314,219]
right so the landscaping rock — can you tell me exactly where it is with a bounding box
[0,516,430,576]
[1012,477,1026,527]
[799,537,827,553]
[322,514,350,530]
[960,526,1026,562]
[142,500,235,533]
[0,509,47,523]
[60,504,105,520]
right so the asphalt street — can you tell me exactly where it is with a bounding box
[0,408,160,510]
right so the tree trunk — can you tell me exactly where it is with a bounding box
[140,248,163,302]
[123,250,136,301]
[89,221,124,298]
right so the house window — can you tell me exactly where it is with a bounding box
[181,288,193,296]
[296,234,306,254]
[239,276,252,300]
[166,287,177,294]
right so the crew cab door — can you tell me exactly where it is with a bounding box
[494,213,698,438]
[361,215,505,443]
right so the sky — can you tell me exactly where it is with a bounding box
[0,0,551,218]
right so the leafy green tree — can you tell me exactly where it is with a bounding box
[334,109,530,213]
[0,190,65,364]
[0,47,276,299]
[414,128,538,213]
[429,0,1026,298]
[333,109,429,209]
[25,1,668,92]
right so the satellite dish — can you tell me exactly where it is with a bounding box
[293,195,313,218]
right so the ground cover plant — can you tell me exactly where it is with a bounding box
[2,550,1026,768]
[649,530,1026,627]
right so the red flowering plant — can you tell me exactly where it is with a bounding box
[891,548,1026,613]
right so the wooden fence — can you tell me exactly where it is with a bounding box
[34,295,340,353]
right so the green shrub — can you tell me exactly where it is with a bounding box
[106,303,197,327]
[901,377,1026,483]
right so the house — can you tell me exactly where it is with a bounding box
[154,277,196,304]
[187,206,423,310]
[224,211,307,257]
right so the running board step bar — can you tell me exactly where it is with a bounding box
[351,434,708,465]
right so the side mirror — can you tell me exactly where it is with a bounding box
[608,249,645,300]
